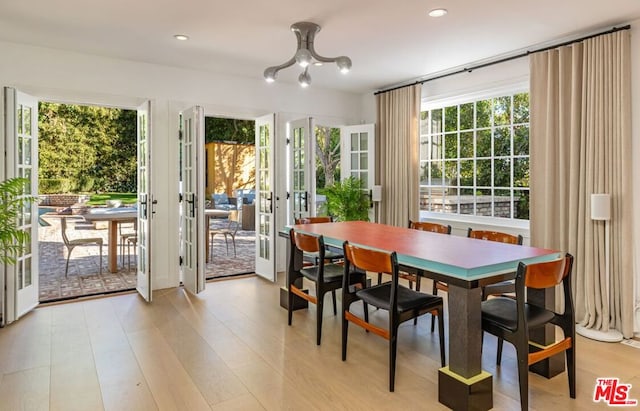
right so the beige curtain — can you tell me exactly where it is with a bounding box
[529,31,633,337]
[375,84,421,227]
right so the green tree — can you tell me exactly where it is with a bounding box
[38,102,137,193]
[205,117,255,143]
[315,126,341,189]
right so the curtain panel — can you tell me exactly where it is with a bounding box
[529,31,633,337]
[375,84,421,227]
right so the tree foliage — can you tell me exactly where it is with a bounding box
[205,117,255,144]
[38,102,137,192]
[315,126,341,189]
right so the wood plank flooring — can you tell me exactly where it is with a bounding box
[0,274,638,410]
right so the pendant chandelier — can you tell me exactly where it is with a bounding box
[263,22,352,88]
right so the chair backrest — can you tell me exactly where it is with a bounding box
[343,242,395,276]
[409,221,451,234]
[467,228,523,245]
[516,253,574,316]
[60,217,71,246]
[293,230,322,254]
[295,216,333,224]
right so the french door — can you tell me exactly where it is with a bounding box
[2,87,39,324]
[254,114,276,281]
[341,124,376,221]
[180,106,206,294]
[136,101,153,301]
[288,117,314,224]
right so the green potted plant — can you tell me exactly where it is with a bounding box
[0,177,37,264]
[324,176,370,222]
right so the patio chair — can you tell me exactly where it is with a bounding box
[60,217,103,277]
[209,210,240,258]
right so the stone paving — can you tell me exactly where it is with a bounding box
[38,209,255,303]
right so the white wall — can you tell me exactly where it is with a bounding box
[0,40,361,291]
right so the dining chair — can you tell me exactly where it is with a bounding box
[295,216,344,263]
[377,221,452,297]
[341,241,445,391]
[118,218,137,265]
[287,229,350,345]
[60,217,103,277]
[481,254,575,411]
[467,228,524,300]
[209,210,239,259]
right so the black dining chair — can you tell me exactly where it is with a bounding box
[481,253,575,411]
[287,229,347,345]
[342,241,445,391]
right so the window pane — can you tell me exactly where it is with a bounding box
[351,133,358,151]
[515,189,530,220]
[421,112,429,135]
[444,161,458,185]
[420,162,429,185]
[460,132,473,158]
[476,130,491,157]
[360,153,368,170]
[445,105,458,132]
[460,160,473,186]
[514,125,529,155]
[430,162,443,182]
[460,103,474,130]
[494,159,511,187]
[360,133,368,151]
[477,159,491,186]
[430,134,443,160]
[476,189,492,216]
[443,187,459,214]
[351,153,359,169]
[514,92,529,123]
[476,99,491,128]
[360,172,368,187]
[420,136,429,159]
[494,189,512,218]
[493,126,511,157]
[431,109,443,133]
[494,96,511,126]
[514,158,529,187]
[444,133,457,159]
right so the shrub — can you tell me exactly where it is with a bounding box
[39,178,72,194]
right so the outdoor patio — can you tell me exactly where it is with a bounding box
[38,209,256,303]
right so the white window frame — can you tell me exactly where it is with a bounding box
[419,81,530,230]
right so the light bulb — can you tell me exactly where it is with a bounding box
[298,70,312,88]
[335,56,352,74]
[264,67,278,83]
[295,48,312,68]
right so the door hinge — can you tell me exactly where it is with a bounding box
[286,191,290,200]
[286,138,290,145]
[178,130,183,140]
[178,193,183,202]
[179,256,184,266]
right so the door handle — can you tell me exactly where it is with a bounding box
[268,191,273,214]
[139,194,148,219]
[304,191,309,212]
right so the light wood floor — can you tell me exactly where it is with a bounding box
[0,274,638,410]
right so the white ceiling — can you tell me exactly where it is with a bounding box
[0,0,638,94]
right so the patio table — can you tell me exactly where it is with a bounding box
[83,207,138,273]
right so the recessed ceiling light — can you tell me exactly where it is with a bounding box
[174,34,189,41]
[428,8,448,17]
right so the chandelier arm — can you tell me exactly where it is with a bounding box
[265,57,297,74]
[308,47,342,63]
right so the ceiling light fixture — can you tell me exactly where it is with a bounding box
[174,34,189,41]
[264,22,352,88]
[428,8,448,17]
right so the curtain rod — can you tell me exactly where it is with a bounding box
[374,25,631,96]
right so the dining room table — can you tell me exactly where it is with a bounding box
[286,220,562,411]
[82,207,138,273]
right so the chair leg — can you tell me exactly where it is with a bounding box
[516,341,529,411]
[99,244,103,275]
[316,290,324,345]
[342,305,350,361]
[377,272,382,285]
[496,338,504,365]
[331,290,337,315]
[437,307,446,366]
[567,344,576,398]
[64,246,75,277]
[224,235,229,255]
[389,326,398,392]
[430,280,438,333]
[232,236,236,257]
